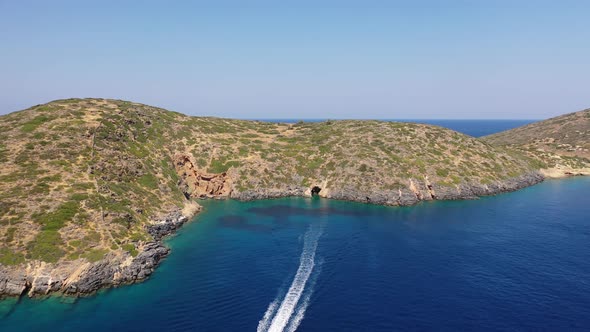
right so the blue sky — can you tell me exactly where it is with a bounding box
[0,0,588,119]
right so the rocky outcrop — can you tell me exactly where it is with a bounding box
[175,154,232,198]
[0,209,191,299]
[0,270,27,297]
[61,242,170,295]
[147,210,189,241]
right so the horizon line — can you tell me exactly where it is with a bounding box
[239,117,540,121]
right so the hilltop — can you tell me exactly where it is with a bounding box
[484,109,590,177]
[0,98,543,297]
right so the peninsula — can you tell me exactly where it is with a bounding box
[0,99,587,298]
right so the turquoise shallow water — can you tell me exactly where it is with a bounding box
[1,177,589,331]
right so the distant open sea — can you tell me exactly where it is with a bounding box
[252,119,535,137]
[2,121,589,332]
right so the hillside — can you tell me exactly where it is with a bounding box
[0,98,543,297]
[484,109,590,177]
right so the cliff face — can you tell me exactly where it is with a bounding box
[0,98,546,298]
[483,108,590,177]
[174,154,232,198]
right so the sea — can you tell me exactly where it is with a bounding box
[2,120,589,332]
[254,119,534,138]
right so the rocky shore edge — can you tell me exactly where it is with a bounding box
[0,171,545,299]
[0,209,193,299]
[233,171,545,205]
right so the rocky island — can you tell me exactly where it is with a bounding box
[0,99,587,298]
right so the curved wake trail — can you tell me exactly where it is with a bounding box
[285,260,322,332]
[257,224,323,332]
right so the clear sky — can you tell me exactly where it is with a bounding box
[0,0,588,119]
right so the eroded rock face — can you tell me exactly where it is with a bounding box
[174,154,232,198]
[0,269,27,297]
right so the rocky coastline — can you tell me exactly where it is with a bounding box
[0,210,189,299]
[232,171,545,205]
[1,99,587,301]
[0,171,546,300]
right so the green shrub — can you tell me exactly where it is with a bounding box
[122,243,138,257]
[5,227,16,242]
[70,193,88,201]
[30,182,50,195]
[138,174,159,189]
[27,230,65,263]
[0,248,25,265]
[21,115,53,132]
[0,144,6,162]
[35,201,79,231]
[208,159,241,173]
[436,168,449,177]
[82,249,108,262]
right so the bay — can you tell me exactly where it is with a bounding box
[1,177,589,331]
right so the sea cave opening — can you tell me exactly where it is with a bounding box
[311,186,321,196]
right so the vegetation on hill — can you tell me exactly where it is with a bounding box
[0,98,542,268]
[483,109,590,172]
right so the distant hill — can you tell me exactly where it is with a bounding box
[0,98,542,297]
[484,109,590,176]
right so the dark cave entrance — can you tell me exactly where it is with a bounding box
[311,186,321,196]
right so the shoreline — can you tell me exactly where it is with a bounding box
[0,209,195,300]
[1,170,584,300]
[231,171,545,206]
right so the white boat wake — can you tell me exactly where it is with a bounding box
[257,298,280,332]
[285,260,322,332]
[257,224,323,332]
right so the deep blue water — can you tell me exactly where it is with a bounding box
[402,119,533,137]
[1,177,589,331]
[253,119,534,137]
